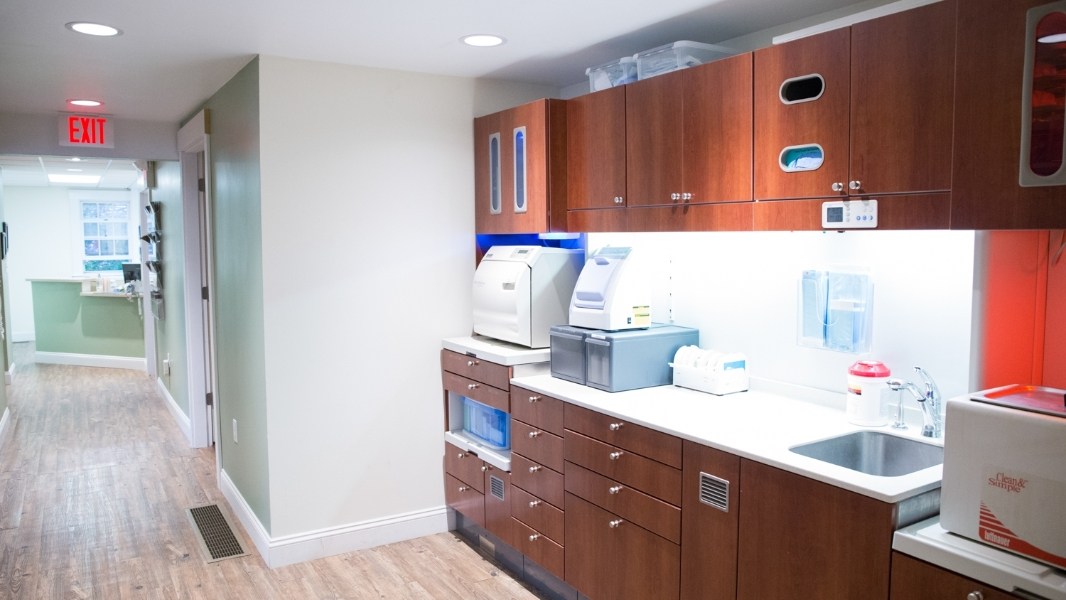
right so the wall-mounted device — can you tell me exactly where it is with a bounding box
[822,199,878,229]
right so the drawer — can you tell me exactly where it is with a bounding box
[444,441,485,493]
[443,371,509,413]
[445,473,484,528]
[512,420,564,472]
[511,453,564,509]
[441,349,511,390]
[564,403,682,468]
[510,386,564,435]
[513,518,565,582]
[565,461,680,544]
[511,485,564,545]
[564,430,681,506]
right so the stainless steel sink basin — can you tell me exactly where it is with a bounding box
[789,431,943,477]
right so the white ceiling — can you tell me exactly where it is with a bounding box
[0,0,896,188]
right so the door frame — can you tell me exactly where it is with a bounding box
[177,110,219,454]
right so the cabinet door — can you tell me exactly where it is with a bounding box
[626,70,685,207]
[567,86,627,211]
[501,100,551,233]
[737,459,895,600]
[483,464,514,548]
[889,553,1019,600]
[564,493,680,600]
[445,473,485,528]
[754,27,851,200]
[473,112,505,232]
[680,441,740,600]
[684,53,754,204]
[849,0,955,195]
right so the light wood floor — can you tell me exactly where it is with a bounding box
[0,342,543,599]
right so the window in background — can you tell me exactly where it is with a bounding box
[73,196,133,273]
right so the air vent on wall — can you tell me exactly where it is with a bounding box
[489,474,506,501]
[699,472,729,512]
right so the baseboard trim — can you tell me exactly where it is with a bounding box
[11,332,33,343]
[156,378,191,443]
[34,351,146,371]
[218,469,449,568]
[5,362,13,385]
[0,408,11,449]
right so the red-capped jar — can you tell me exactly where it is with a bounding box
[846,360,891,426]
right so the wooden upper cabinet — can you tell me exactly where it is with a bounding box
[566,86,627,213]
[627,54,754,207]
[474,99,567,234]
[754,0,955,201]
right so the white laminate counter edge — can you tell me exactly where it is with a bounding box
[442,335,550,367]
[511,373,943,504]
[894,518,1066,600]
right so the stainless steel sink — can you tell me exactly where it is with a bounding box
[789,431,943,477]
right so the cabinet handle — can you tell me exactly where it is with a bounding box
[529,465,543,473]
[529,534,540,542]
[458,486,468,492]
[608,485,623,495]
[682,192,693,201]
[528,431,541,439]
[613,196,624,205]
[849,180,862,190]
[481,465,488,472]
[671,192,681,202]
[608,422,623,431]
[609,451,624,461]
[467,383,478,390]
[831,182,844,192]
[466,359,479,367]
[457,452,466,459]
[966,593,984,600]
[529,500,541,508]
[528,395,540,403]
[608,519,623,529]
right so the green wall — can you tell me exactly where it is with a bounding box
[201,57,272,532]
[31,281,145,357]
[152,160,189,415]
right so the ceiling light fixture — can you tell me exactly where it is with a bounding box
[462,34,505,47]
[1038,32,1066,43]
[68,99,103,108]
[65,22,122,37]
[48,173,101,185]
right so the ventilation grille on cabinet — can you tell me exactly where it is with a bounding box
[489,474,506,501]
[699,472,729,512]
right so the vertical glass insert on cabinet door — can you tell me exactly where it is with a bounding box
[513,126,528,213]
[489,132,502,214]
[1021,2,1066,186]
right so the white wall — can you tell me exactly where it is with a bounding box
[256,55,556,538]
[588,230,976,401]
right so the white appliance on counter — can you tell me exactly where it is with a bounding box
[472,246,583,349]
[569,246,650,331]
[941,385,1066,571]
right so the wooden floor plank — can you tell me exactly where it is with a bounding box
[0,342,544,598]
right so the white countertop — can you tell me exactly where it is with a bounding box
[894,518,1066,600]
[511,373,943,504]
[442,335,550,366]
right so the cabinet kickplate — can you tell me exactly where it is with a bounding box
[699,472,729,512]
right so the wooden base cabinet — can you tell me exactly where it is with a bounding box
[680,441,740,600]
[890,553,1018,600]
[737,459,896,600]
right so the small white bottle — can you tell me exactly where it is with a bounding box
[846,360,891,426]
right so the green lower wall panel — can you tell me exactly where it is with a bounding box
[31,281,145,357]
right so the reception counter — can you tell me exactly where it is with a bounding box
[29,278,146,370]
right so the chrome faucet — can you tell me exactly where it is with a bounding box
[886,366,943,438]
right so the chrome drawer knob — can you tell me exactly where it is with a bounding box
[481,465,488,472]
[458,486,468,492]
[609,451,623,461]
[966,592,984,600]
[682,192,693,201]
[528,431,541,439]
[849,180,862,190]
[528,395,540,403]
[529,500,541,508]
[529,465,542,473]
[457,452,466,459]
[608,519,623,529]
[467,383,478,390]
[831,182,844,192]
[608,422,623,431]
[613,196,624,204]
[466,359,479,367]
[608,485,623,495]
[529,534,540,542]
[671,192,681,201]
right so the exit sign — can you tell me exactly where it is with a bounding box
[58,114,114,148]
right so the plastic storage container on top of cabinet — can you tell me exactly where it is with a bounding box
[586,56,638,92]
[635,41,737,80]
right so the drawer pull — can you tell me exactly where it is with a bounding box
[467,359,479,367]
[528,431,541,439]
[528,395,541,403]
[529,465,543,474]
[608,422,624,431]
[608,519,623,529]
[456,452,466,459]
[529,534,540,542]
[966,593,983,600]
[467,383,478,390]
[528,500,541,508]
[608,485,623,495]
[458,486,469,492]
[481,465,488,472]
[609,451,624,461]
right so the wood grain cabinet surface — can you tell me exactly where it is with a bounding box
[890,552,1020,600]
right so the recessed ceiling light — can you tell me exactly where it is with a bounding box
[68,157,83,162]
[68,99,103,108]
[65,22,122,37]
[1038,33,1066,43]
[48,173,101,184]
[462,34,505,47]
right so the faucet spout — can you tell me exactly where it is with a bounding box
[885,368,943,438]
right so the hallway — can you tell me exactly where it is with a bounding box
[0,343,540,599]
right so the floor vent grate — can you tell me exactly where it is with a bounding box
[188,504,249,563]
